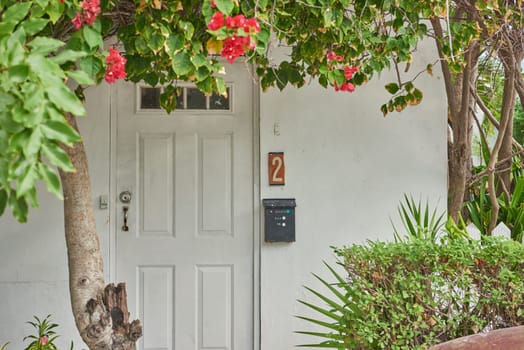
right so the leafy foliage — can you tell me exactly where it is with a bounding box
[466,176,524,241]
[23,315,61,350]
[299,237,524,349]
[1,0,522,227]
[391,194,446,242]
[514,101,524,147]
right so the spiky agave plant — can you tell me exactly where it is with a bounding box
[391,194,446,242]
[296,261,361,349]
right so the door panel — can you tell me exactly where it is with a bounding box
[115,64,254,350]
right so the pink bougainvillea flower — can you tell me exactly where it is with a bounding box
[334,81,355,92]
[326,51,344,62]
[207,10,260,64]
[71,0,100,29]
[243,18,261,33]
[39,336,49,346]
[105,48,127,84]
[344,66,358,80]
[220,35,249,63]
[72,13,83,30]
[208,11,225,30]
[226,14,246,29]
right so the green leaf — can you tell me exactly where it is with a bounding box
[17,163,38,197]
[0,21,17,36]
[66,70,94,85]
[8,64,29,83]
[79,56,103,77]
[82,25,103,49]
[51,50,88,64]
[215,76,227,95]
[46,0,64,23]
[8,129,30,153]
[28,37,65,56]
[3,2,32,25]
[166,34,184,56]
[179,21,195,40]
[385,82,400,94]
[38,163,62,199]
[40,120,82,147]
[143,27,164,52]
[21,18,49,36]
[214,0,235,15]
[0,189,7,217]
[191,54,208,68]
[172,51,192,76]
[27,54,65,85]
[46,85,86,116]
[25,127,42,157]
[42,142,75,172]
[9,191,28,223]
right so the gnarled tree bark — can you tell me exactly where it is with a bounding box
[59,113,142,349]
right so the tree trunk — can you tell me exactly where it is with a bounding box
[59,113,142,349]
[445,57,477,220]
[430,18,479,222]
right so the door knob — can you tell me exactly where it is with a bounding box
[119,191,132,203]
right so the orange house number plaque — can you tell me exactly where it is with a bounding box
[268,152,285,186]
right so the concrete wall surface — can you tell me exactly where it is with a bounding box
[259,40,447,350]
[0,41,447,349]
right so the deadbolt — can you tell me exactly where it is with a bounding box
[119,191,132,203]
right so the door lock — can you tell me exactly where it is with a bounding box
[119,191,132,203]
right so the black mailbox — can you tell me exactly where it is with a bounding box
[263,198,296,242]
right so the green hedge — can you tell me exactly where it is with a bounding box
[299,237,524,349]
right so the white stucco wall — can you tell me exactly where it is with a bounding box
[0,43,446,349]
[0,85,112,349]
[259,41,447,350]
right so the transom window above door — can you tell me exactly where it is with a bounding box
[138,85,232,112]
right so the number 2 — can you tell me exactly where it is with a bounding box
[271,156,283,183]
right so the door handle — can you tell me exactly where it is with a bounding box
[122,206,129,232]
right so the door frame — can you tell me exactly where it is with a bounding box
[106,75,261,350]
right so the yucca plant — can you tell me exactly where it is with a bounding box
[391,194,446,242]
[0,342,9,350]
[296,261,361,349]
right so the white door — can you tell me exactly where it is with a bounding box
[114,63,255,350]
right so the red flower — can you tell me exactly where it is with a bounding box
[344,66,358,80]
[333,81,355,92]
[211,0,216,7]
[39,336,49,346]
[105,48,126,84]
[243,18,261,33]
[72,13,83,30]
[327,51,343,62]
[220,35,253,63]
[208,11,225,30]
[226,14,246,29]
[71,0,100,29]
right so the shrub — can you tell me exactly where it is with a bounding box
[298,237,524,349]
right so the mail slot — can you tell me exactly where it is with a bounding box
[263,198,296,242]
